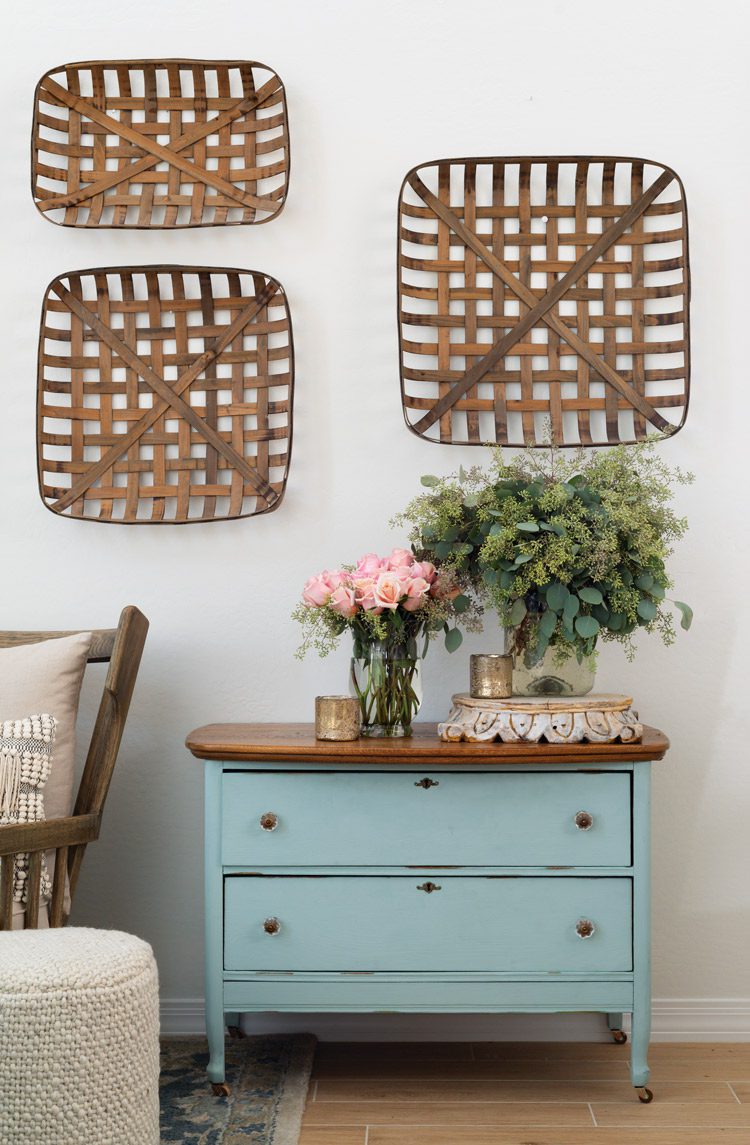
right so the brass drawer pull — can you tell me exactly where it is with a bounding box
[415,778,439,789]
[263,917,281,935]
[576,918,596,939]
[417,882,442,893]
[259,812,279,832]
[574,810,594,831]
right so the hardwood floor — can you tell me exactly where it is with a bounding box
[298,1041,750,1145]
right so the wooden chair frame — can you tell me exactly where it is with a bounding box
[0,605,148,929]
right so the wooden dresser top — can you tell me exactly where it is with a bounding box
[186,723,669,764]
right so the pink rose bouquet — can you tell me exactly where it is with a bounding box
[294,547,480,737]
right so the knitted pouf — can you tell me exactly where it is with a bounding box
[0,928,159,1145]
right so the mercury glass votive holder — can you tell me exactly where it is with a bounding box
[470,653,513,699]
[315,695,361,741]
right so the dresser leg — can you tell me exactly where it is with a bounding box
[630,1001,651,1088]
[607,1012,627,1043]
[630,762,652,1093]
[205,762,227,1086]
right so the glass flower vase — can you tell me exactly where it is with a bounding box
[350,641,422,737]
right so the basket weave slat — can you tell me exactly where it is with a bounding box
[37,266,294,523]
[398,156,690,447]
[32,60,289,228]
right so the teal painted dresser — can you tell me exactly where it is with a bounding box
[186,722,669,1101]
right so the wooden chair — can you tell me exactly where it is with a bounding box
[0,606,149,929]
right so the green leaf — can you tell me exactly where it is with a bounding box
[516,520,540,533]
[499,570,515,588]
[636,598,658,621]
[607,612,625,631]
[649,583,666,601]
[434,540,452,559]
[514,552,534,565]
[578,586,603,605]
[593,603,610,624]
[463,493,480,508]
[420,475,440,487]
[545,582,569,611]
[452,542,474,557]
[509,598,527,625]
[674,600,693,631]
[458,465,467,483]
[539,609,558,637]
[635,573,654,591]
[563,594,580,622]
[575,615,600,639]
[482,567,499,586]
[452,594,470,614]
[444,627,463,653]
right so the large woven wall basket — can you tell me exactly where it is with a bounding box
[37,266,294,524]
[32,59,289,228]
[398,156,690,448]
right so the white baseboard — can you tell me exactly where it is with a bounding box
[159,998,750,1042]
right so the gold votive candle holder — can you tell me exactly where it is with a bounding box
[470,653,513,699]
[315,695,361,741]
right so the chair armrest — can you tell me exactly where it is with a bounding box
[0,814,100,856]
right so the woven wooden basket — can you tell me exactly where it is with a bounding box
[32,60,289,228]
[398,156,690,447]
[37,266,293,524]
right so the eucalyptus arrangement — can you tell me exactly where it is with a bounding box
[396,443,692,688]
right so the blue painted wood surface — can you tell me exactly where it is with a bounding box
[202,753,654,1093]
[221,769,631,867]
[224,875,632,973]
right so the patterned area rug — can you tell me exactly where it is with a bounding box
[160,1034,316,1144]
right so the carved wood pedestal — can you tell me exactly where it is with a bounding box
[439,694,643,744]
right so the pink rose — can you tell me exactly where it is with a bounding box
[411,560,437,583]
[373,571,406,610]
[302,569,343,607]
[386,547,414,570]
[353,576,382,614]
[329,584,358,618]
[401,576,430,612]
[355,552,385,576]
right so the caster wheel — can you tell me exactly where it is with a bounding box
[228,1025,245,1039]
[211,1082,231,1098]
[612,1029,627,1045]
[637,1087,654,1104]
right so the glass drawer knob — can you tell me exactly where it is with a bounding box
[576,918,596,939]
[574,810,594,831]
[259,812,279,832]
[263,917,281,935]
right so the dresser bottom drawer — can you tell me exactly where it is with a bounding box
[224,876,632,973]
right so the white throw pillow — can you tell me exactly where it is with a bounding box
[0,714,57,905]
[0,632,92,923]
[0,633,92,822]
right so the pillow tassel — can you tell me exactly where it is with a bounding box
[0,749,21,818]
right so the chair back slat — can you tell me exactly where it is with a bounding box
[49,846,68,927]
[0,855,13,929]
[0,628,117,663]
[24,852,42,929]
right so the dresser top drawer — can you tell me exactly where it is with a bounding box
[220,769,632,868]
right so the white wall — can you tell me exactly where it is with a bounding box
[4,0,748,1040]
